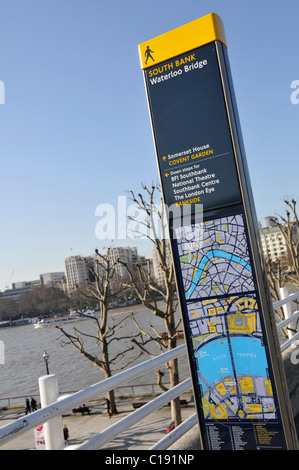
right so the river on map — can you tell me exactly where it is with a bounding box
[194,335,269,393]
[0,303,188,406]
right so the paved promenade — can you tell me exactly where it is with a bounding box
[0,393,196,450]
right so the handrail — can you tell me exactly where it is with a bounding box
[281,332,299,353]
[67,378,192,450]
[273,292,299,309]
[149,413,198,450]
[277,311,299,331]
[0,382,174,408]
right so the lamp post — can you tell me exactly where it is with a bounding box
[43,350,49,375]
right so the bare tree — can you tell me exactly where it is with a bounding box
[121,184,183,427]
[57,248,140,415]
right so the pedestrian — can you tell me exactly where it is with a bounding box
[31,396,37,411]
[25,398,31,415]
[63,424,69,445]
[105,398,112,418]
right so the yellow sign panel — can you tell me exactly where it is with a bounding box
[138,13,227,70]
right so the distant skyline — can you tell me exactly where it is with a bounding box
[1,1,298,290]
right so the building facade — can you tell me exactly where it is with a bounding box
[107,246,139,280]
[39,272,67,293]
[152,241,171,286]
[1,279,42,302]
[259,217,289,264]
[64,256,91,294]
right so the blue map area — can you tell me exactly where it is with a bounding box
[184,248,252,298]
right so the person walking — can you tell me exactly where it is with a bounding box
[25,398,31,415]
[31,396,37,411]
[105,398,112,418]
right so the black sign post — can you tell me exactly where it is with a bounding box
[139,14,298,450]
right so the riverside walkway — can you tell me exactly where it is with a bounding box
[0,393,196,450]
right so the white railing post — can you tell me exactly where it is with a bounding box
[280,287,296,339]
[38,374,64,450]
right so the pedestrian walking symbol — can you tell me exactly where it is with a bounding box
[145,46,154,64]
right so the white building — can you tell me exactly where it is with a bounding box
[260,217,289,263]
[40,272,67,293]
[1,279,42,302]
[65,256,91,294]
[40,272,66,286]
[65,247,152,294]
[107,246,139,280]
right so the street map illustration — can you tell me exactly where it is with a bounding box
[176,213,254,300]
[175,213,278,422]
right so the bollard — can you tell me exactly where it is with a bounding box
[280,287,296,340]
[38,374,64,450]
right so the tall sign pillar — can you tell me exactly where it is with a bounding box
[139,13,298,450]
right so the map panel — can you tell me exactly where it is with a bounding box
[174,213,280,426]
[175,214,254,300]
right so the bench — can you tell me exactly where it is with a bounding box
[72,406,91,415]
[179,399,188,407]
[132,399,188,410]
[167,399,188,407]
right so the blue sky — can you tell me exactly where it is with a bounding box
[0,0,298,290]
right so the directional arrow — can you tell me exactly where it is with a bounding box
[165,173,169,177]
[163,156,167,161]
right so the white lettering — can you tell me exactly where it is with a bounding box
[290,80,299,104]
[291,348,299,365]
[184,59,208,72]
[150,69,183,85]
[0,81,4,104]
[95,203,115,239]
[0,341,4,364]
[105,455,140,467]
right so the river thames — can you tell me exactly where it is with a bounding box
[0,303,187,407]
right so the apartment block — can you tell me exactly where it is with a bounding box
[152,241,171,286]
[65,256,92,294]
[260,217,289,263]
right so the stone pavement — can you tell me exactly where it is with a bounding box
[0,393,196,450]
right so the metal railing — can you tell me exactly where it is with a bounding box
[0,382,170,409]
[0,343,188,449]
[275,288,299,351]
[0,289,299,450]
